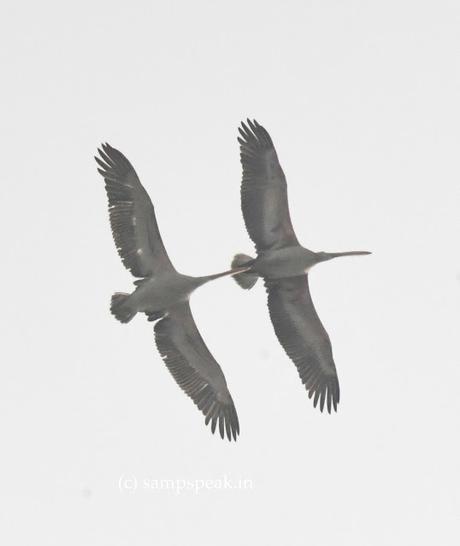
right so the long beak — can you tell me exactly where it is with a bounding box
[321,250,372,260]
[199,266,251,283]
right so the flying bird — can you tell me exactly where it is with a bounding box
[95,143,243,440]
[232,120,371,413]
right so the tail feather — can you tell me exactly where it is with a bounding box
[231,254,258,290]
[111,293,136,323]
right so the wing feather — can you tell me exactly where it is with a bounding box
[96,143,175,277]
[265,275,340,413]
[238,119,299,252]
[154,302,239,441]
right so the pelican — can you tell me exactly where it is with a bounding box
[232,120,371,413]
[96,144,244,440]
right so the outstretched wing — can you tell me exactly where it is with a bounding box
[238,119,299,252]
[265,275,340,413]
[95,143,175,277]
[154,302,240,441]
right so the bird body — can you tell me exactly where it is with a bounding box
[114,272,227,318]
[250,246,319,278]
[233,119,370,413]
[110,273,197,322]
[250,247,370,279]
[96,143,242,440]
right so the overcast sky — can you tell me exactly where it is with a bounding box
[1,1,460,544]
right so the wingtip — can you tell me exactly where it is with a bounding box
[247,118,257,132]
[333,398,338,412]
[242,118,262,132]
[206,405,239,441]
[308,384,340,414]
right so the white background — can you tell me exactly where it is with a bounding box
[1,1,459,544]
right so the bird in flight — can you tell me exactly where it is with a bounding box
[95,144,244,441]
[232,120,371,414]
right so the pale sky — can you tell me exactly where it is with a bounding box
[1,1,459,545]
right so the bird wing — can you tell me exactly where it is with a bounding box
[238,119,299,252]
[154,302,240,441]
[95,143,175,277]
[265,275,340,413]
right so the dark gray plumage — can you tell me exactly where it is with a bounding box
[96,144,242,440]
[233,120,371,413]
